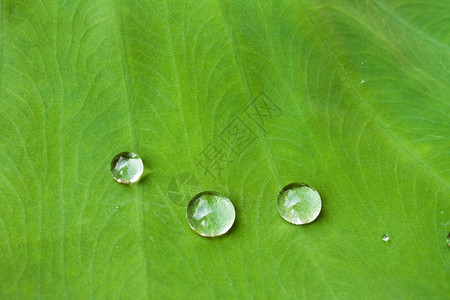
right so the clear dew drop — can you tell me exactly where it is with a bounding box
[110,152,144,184]
[115,205,120,209]
[360,80,365,84]
[186,191,235,237]
[382,234,390,242]
[277,183,322,225]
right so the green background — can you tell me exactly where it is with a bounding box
[0,0,449,298]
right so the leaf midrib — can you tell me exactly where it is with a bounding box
[112,0,150,296]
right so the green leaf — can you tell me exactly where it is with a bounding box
[0,0,448,298]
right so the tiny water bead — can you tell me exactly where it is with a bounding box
[277,183,321,225]
[186,191,235,237]
[382,234,390,242]
[110,152,144,184]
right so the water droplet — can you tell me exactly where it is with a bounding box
[115,205,120,209]
[382,234,390,242]
[447,233,450,247]
[360,80,365,84]
[186,191,235,237]
[277,183,321,225]
[110,152,144,184]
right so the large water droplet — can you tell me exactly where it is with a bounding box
[186,191,235,237]
[382,234,390,242]
[277,183,321,225]
[110,152,144,184]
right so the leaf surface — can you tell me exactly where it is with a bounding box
[0,0,449,298]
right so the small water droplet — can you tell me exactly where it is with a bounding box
[110,152,144,184]
[360,80,365,84]
[277,183,321,225]
[361,62,364,65]
[186,191,235,237]
[115,205,120,209]
[447,233,450,247]
[441,211,444,214]
[382,234,390,242]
